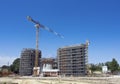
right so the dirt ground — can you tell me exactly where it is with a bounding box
[0,76,120,84]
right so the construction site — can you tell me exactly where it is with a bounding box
[2,39,120,84]
[0,16,120,83]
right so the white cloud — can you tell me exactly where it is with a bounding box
[0,56,16,67]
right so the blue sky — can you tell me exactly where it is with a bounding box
[0,0,120,66]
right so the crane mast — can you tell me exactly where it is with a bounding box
[27,16,41,76]
[27,16,64,76]
[33,24,40,76]
[35,25,39,68]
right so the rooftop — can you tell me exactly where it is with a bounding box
[59,44,86,49]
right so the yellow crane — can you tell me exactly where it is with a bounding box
[27,16,63,76]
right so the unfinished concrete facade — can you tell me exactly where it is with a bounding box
[41,58,58,70]
[41,58,58,77]
[57,42,89,76]
[19,48,41,76]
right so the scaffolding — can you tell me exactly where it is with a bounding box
[57,42,89,77]
[41,58,58,70]
[41,58,58,77]
[19,48,41,76]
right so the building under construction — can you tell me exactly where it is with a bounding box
[41,58,58,69]
[57,41,89,76]
[19,48,41,76]
[41,58,58,77]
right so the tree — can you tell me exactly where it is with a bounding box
[105,58,119,74]
[2,65,9,70]
[118,66,120,71]
[10,58,20,74]
[110,58,119,73]
[105,61,111,70]
[1,65,10,72]
[89,63,102,73]
[89,64,96,73]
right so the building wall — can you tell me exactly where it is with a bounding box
[41,58,58,77]
[41,58,58,70]
[19,48,41,76]
[57,43,88,76]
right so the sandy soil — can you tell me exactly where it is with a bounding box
[0,76,120,84]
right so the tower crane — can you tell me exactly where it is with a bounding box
[27,16,64,76]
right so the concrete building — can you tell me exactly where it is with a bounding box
[41,58,59,77]
[19,48,41,76]
[57,41,89,76]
